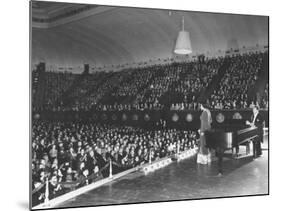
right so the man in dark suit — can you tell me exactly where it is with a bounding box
[246,105,264,158]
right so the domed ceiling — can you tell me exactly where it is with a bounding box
[31,1,268,72]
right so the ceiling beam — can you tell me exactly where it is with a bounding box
[32,6,116,28]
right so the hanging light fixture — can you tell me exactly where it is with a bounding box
[174,16,192,55]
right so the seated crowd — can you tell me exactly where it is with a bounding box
[169,58,222,110]
[33,51,268,112]
[33,71,79,111]
[260,83,269,109]
[31,51,268,206]
[208,52,266,109]
[32,120,197,205]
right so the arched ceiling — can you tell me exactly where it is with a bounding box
[31,2,268,71]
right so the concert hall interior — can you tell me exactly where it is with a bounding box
[30,1,269,209]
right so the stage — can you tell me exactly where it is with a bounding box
[57,136,268,208]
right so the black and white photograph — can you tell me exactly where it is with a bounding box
[30,0,269,210]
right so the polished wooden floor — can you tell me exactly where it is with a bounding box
[58,135,269,208]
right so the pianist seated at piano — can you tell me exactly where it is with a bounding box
[204,105,264,174]
[245,105,264,158]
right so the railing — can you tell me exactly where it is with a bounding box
[32,144,198,209]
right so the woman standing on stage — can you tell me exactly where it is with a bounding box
[197,103,212,164]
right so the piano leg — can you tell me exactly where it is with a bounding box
[252,140,257,158]
[235,146,239,157]
[246,143,250,155]
[253,139,262,158]
[216,148,224,175]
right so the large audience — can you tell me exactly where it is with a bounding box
[33,51,268,112]
[208,52,265,109]
[260,83,269,109]
[168,58,222,110]
[35,71,79,111]
[32,120,197,205]
[31,50,269,206]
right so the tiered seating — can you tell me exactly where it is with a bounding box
[33,51,268,111]
[66,72,109,111]
[82,71,129,108]
[166,58,222,110]
[111,67,157,105]
[260,83,269,109]
[208,52,266,109]
[43,71,78,110]
[133,64,175,110]
[31,50,269,207]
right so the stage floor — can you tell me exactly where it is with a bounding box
[58,136,269,208]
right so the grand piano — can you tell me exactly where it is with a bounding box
[205,123,262,174]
